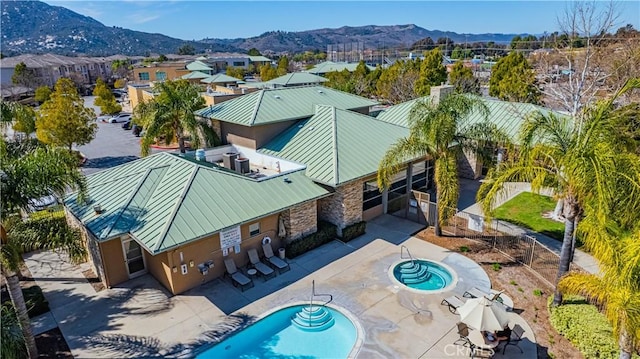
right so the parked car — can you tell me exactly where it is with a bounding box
[27,195,58,212]
[122,120,132,130]
[107,113,132,123]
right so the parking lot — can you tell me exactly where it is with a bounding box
[79,96,141,175]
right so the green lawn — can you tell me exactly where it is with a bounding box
[493,192,565,240]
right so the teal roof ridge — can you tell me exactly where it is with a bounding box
[250,90,266,126]
[154,165,200,253]
[100,166,163,240]
[331,106,340,185]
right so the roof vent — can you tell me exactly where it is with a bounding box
[283,177,292,184]
[317,89,324,93]
[93,204,103,215]
[274,95,281,99]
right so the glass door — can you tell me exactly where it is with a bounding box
[122,238,146,278]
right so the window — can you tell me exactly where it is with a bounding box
[233,61,245,67]
[249,222,260,236]
[156,71,167,81]
[138,72,150,81]
[362,181,383,211]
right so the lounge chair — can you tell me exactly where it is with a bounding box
[454,322,472,347]
[463,287,491,299]
[262,242,290,273]
[223,258,254,291]
[248,248,276,280]
[441,295,465,314]
[501,324,525,354]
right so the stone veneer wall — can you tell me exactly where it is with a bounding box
[210,119,222,143]
[281,200,318,244]
[64,208,107,287]
[318,179,363,236]
[457,148,483,179]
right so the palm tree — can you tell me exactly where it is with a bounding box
[378,94,505,235]
[135,79,219,156]
[1,137,87,358]
[478,78,640,306]
[558,210,640,359]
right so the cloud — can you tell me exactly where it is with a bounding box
[128,13,161,24]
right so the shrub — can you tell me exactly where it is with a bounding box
[492,263,501,271]
[548,296,620,359]
[459,246,470,253]
[533,289,543,297]
[22,286,49,318]
[285,221,337,258]
[340,221,366,242]
[1,303,27,359]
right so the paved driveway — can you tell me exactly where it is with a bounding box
[25,215,536,358]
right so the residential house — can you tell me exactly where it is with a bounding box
[306,61,375,75]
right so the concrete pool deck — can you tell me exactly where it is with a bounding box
[24,215,536,358]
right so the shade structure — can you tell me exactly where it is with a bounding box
[458,296,510,332]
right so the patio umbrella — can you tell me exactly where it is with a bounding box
[278,215,287,238]
[458,296,510,332]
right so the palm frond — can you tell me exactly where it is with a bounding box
[377,136,431,190]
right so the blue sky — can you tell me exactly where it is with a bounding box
[44,1,640,40]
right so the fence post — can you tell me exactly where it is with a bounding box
[529,239,536,267]
[494,219,498,248]
[454,208,458,237]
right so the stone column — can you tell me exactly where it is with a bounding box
[456,148,483,179]
[382,188,389,214]
[318,180,363,237]
[282,201,318,243]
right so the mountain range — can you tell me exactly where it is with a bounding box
[1,0,523,57]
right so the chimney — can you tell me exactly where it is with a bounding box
[430,85,454,105]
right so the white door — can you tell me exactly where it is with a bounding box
[122,238,147,278]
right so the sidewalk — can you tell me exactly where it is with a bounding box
[458,179,600,275]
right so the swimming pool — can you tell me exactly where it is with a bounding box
[391,259,457,293]
[196,304,358,358]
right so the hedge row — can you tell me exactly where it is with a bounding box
[340,221,366,242]
[548,296,626,359]
[285,221,337,258]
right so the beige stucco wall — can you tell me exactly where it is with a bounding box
[318,179,364,236]
[99,238,128,287]
[219,120,297,148]
[155,213,281,295]
[143,250,172,292]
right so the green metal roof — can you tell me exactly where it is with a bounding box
[307,61,375,74]
[64,152,329,254]
[200,73,242,84]
[375,96,559,144]
[248,56,272,62]
[259,105,409,186]
[266,72,328,86]
[186,60,213,71]
[195,86,378,127]
[181,71,211,80]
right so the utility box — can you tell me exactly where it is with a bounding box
[235,158,250,174]
[223,152,238,171]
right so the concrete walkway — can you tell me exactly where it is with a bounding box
[25,215,537,358]
[458,179,599,275]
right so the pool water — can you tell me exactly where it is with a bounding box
[392,259,454,291]
[196,305,357,359]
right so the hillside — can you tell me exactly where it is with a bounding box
[0,0,236,56]
[203,24,522,53]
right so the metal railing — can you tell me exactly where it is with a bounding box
[306,280,333,327]
[400,245,416,266]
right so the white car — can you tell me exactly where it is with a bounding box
[107,113,132,123]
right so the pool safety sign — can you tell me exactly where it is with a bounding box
[220,226,242,255]
[468,214,484,232]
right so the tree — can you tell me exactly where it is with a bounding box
[157,54,168,62]
[177,44,195,55]
[489,51,541,104]
[449,62,481,94]
[536,1,619,116]
[378,94,503,236]
[0,137,87,359]
[34,86,51,104]
[558,220,640,359]
[259,63,278,81]
[415,48,448,96]
[478,79,640,307]
[247,48,262,56]
[226,66,245,80]
[277,56,289,76]
[410,37,435,51]
[93,78,121,115]
[113,79,126,89]
[36,78,97,151]
[111,59,131,79]
[376,59,421,104]
[135,79,218,156]
[1,101,36,136]
[11,62,39,89]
